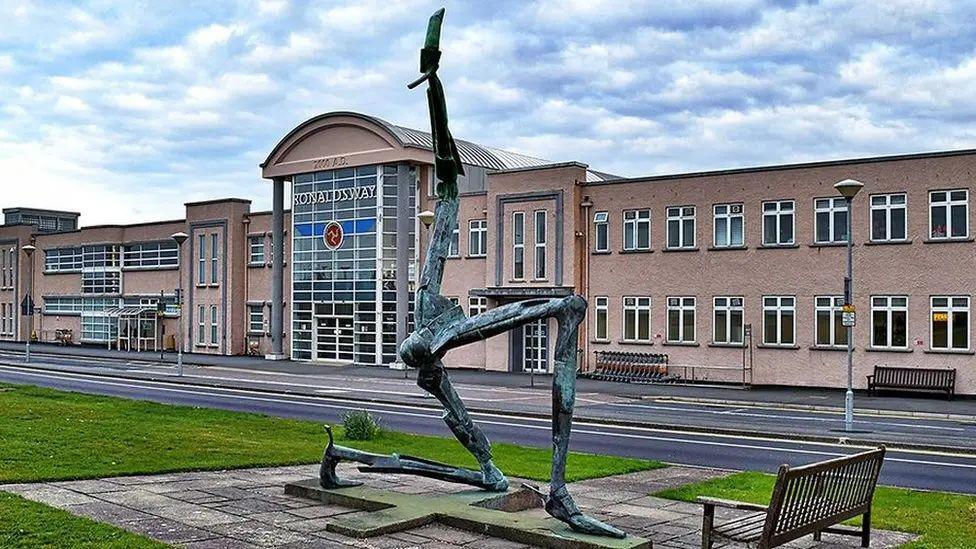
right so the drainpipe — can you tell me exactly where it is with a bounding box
[579,193,593,373]
[242,217,250,355]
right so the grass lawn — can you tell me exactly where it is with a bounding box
[0,382,664,548]
[0,492,166,549]
[656,471,976,549]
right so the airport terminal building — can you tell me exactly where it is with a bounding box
[1,111,974,394]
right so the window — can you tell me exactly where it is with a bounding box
[122,241,179,269]
[623,209,651,251]
[593,211,609,252]
[713,297,744,344]
[81,245,120,268]
[468,219,487,257]
[468,296,487,317]
[870,194,907,242]
[815,296,848,347]
[623,296,651,342]
[210,233,219,284]
[197,234,206,284]
[763,296,795,346]
[210,304,218,345]
[44,247,82,272]
[931,296,969,351]
[930,190,968,239]
[81,271,120,294]
[594,296,609,341]
[0,248,13,288]
[667,296,696,343]
[713,204,744,248]
[814,197,849,244]
[666,206,696,249]
[249,236,265,265]
[762,200,795,246]
[197,305,205,345]
[534,210,547,279]
[872,296,907,349]
[523,318,549,373]
[448,219,460,257]
[248,304,264,334]
[512,212,525,279]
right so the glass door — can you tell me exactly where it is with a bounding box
[523,318,550,373]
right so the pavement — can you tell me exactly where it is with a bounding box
[1,464,917,548]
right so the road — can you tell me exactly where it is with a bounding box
[0,361,974,495]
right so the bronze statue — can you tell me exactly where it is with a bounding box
[318,8,625,539]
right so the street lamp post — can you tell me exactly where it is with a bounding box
[171,232,189,377]
[21,244,36,363]
[834,178,863,433]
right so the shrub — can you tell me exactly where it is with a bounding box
[342,410,381,440]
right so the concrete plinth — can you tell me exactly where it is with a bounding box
[285,479,652,549]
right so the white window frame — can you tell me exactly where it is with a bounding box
[468,219,487,257]
[870,193,907,242]
[713,204,744,248]
[762,296,796,346]
[930,296,970,351]
[248,304,264,334]
[623,209,651,251]
[523,318,550,374]
[713,296,744,345]
[666,296,696,343]
[448,219,460,257]
[929,189,969,240]
[468,296,487,317]
[534,210,547,280]
[871,295,908,349]
[593,211,609,252]
[594,296,609,341]
[622,296,652,343]
[666,206,696,249]
[512,211,525,280]
[210,304,219,346]
[814,197,849,244]
[762,200,795,246]
[249,236,266,265]
[210,233,219,284]
[197,235,206,284]
[814,295,847,348]
[197,305,206,345]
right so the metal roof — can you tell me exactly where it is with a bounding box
[104,306,156,317]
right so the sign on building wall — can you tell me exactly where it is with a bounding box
[324,221,343,250]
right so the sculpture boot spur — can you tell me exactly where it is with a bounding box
[524,483,626,538]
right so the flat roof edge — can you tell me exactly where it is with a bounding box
[583,148,976,187]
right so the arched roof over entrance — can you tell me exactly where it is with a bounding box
[261,111,551,179]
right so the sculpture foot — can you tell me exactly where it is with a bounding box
[482,461,509,492]
[526,483,626,539]
[319,426,363,489]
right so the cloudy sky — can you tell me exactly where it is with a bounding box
[2,0,976,224]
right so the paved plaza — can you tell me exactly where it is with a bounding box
[1,464,917,548]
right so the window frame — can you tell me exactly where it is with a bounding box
[869,193,908,242]
[468,296,487,317]
[762,295,796,346]
[622,296,652,343]
[930,295,970,351]
[593,211,609,252]
[594,296,609,342]
[533,209,547,280]
[448,219,460,257]
[713,296,744,345]
[762,200,795,246]
[468,219,487,257]
[248,236,266,265]
[814,295,848,348]
[210,233,219,284]
[666,206,696,249]
[713,203,744,248]
[210,304,219,346]
[813,197,849,244]
[666,296,697,343]
[622,209,651,251]
[871,295,908,349]
[929,189,969,240]
[197,234,206,284]
[512,211,525,280]
[197,304,206,345]
[248,304,264,334]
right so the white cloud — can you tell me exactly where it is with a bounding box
[53,95,91,115]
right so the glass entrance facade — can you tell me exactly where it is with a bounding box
[291,164,415,365]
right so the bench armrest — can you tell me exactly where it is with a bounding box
[696,496,768,513]
[866,374,874,381]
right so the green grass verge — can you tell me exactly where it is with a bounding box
[0,492,166,549]
[0,383,663,483]
[655,471,976,549]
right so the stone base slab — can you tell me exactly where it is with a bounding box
[285,478,653,549]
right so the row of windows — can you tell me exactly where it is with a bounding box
[590,295,971,352]
[44,243,177,272]
[43,296,177,315]
[591,190,970,253]
[122,241,179,269]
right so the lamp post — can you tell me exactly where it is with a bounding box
[834,178,863,433]
[171,232,188,377]
[21,244,35,363]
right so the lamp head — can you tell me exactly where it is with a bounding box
[171,231,189,246]
[834,179,864,200]
[21,244,36,256]
[417,210,436,228]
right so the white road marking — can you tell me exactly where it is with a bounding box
[1,364,975,474]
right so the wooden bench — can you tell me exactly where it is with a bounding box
[699,447,886,549]
[867,366,956,400]
[586,350,675,384]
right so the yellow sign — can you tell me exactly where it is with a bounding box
[842,304,855,313]
[932,312,949,322]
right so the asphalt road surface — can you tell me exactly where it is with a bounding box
[0,362,973,496]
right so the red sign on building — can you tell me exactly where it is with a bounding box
[324,221,343,250]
